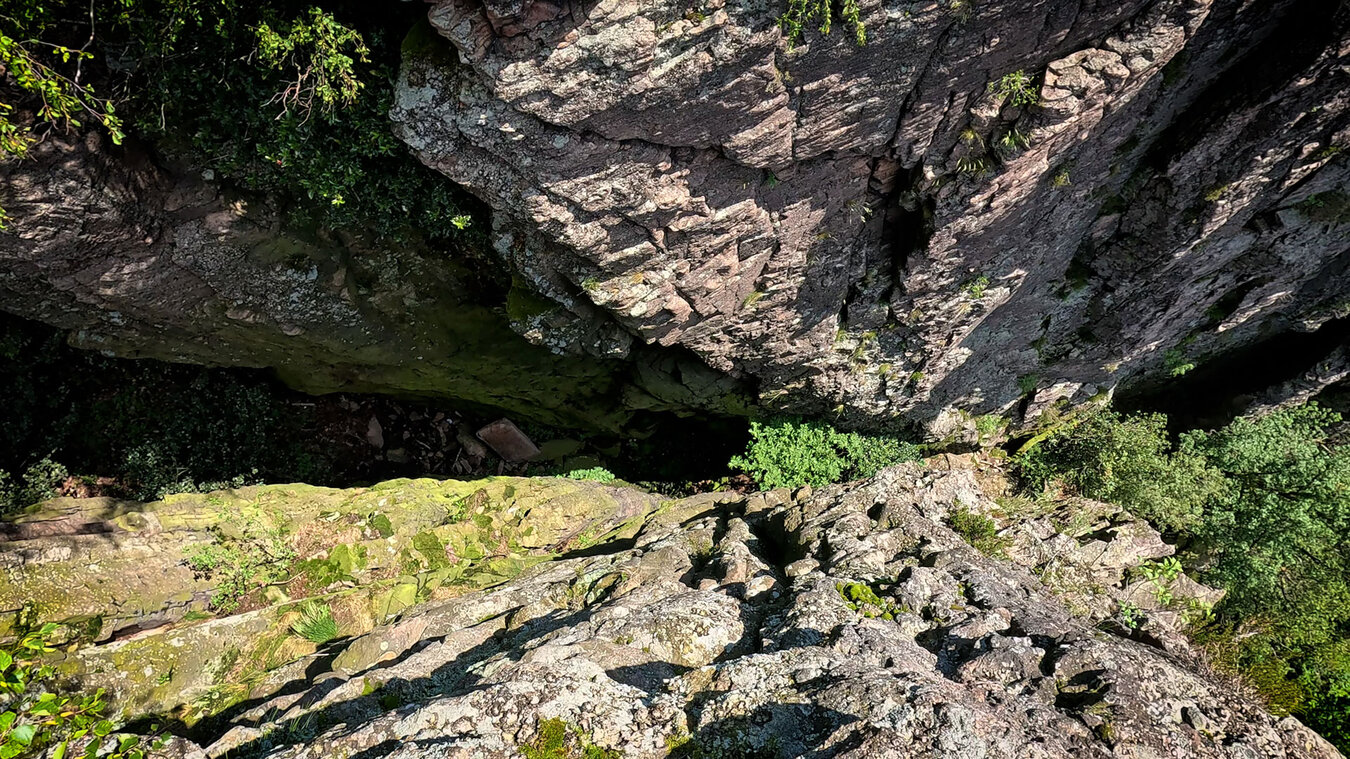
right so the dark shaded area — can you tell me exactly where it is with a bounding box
[1115,314,1350,431]
[0,312,747,500]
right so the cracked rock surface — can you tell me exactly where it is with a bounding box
[392,0,1350,431]
[5,457,1339,757]
[1,0,1346,431]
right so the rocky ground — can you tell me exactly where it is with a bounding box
[2,456,1339,758]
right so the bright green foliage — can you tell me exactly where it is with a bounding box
[988,70,1039,107]
[519,718,619,759]
[565,467,616,484]
[289,602,339,644]
[948,507,1008,556]
[184,524,297,612]
[730,419,921,490]
[1019,404,1350,749]
[1014,410,1222,532]
[0,624,164,758]
[254,7,369,117]
[780,0,865,49]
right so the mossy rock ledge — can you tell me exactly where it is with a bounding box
[0,459,1340,758]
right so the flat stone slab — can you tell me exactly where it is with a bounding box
[476,418,541,462]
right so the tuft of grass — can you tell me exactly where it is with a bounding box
[290,602,339,644]
[948,507,1009,557]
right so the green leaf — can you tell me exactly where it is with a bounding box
[93,720,114,737]
[0,651,11,672]
[52,741,67,759]
[0,712,14,731]
[10,724,35,746]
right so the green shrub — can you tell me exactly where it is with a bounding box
[729,419,921,490]
[1014,410,1221,532]
[948,508,1008,556]
[0,624,164,758]
[184,523,297,612]
[564,467,616,484]
[988,70,1038,107]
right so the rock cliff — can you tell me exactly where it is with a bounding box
[0,0,1346,432]
[2,458,1341,757]
[391,0,1350,432]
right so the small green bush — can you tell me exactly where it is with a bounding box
[988,70,1039,107]
[729,419,921,490]
[184,524,297,612]
[564,467,616,484]
[948,507,1008,556]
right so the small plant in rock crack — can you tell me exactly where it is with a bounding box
[962,275,991,298]
[1137,556,1183,606]
[948,507,1010,557]
[289,602,339,644]
[1118,601,1144,630]
[519,717,619,759]
[837,582,903,620]
[989,70,1039,107]
[996,127,1032,155]
[780,0,866,49]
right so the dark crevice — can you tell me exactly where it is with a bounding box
[1117,314,1350,430]
[889,164,933,280]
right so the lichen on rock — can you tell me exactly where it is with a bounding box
[5,458,1340,757]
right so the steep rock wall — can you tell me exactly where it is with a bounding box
[392,0,1350,432]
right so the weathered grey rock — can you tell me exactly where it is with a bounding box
[12,457,1339,758]
[391,0,1350,434]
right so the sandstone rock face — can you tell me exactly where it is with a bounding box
[6,459,1341,757]
[1,0,1346,432]
[392,0,1350,431]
